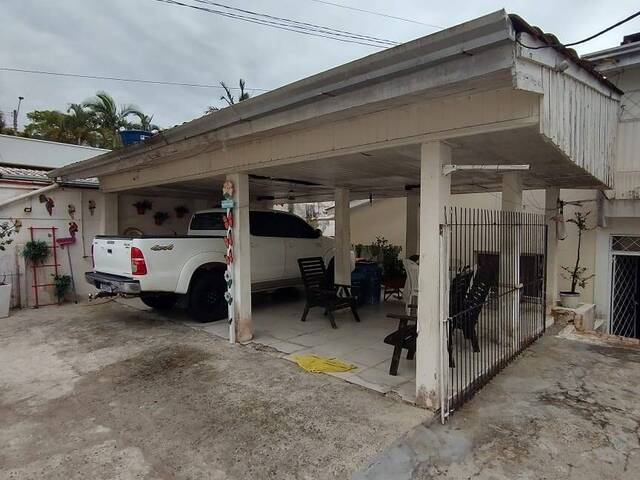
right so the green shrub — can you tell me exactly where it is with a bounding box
[52,274,71,302]
[22,240,49,263]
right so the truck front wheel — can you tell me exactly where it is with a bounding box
[188,271,227,323]
[140,292,178,310]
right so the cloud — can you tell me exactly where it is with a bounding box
[1,0,639,129]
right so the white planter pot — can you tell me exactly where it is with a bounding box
[559,291,580,309]
[0,283,11,318]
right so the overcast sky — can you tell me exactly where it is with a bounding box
[2,0,639,130]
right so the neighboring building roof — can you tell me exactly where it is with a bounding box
[0,134,110,169]
[0,164,98,188]
[583,35,640,74]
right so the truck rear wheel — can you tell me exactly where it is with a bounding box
[188,271,227,323]
[140,292,178,310]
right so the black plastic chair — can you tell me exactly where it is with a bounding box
[298,257,360,329]
[383,266,487,376]
[447,267,492,368]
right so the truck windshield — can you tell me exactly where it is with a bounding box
[190,212,225,231]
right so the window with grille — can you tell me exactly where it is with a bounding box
[611,236,640,253]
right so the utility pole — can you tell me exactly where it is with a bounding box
[13,96,24,133]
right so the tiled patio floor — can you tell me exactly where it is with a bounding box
[189,289,418,403]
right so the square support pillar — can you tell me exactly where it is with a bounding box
[334,188,351,285]
[227,173,253,343]
[500,172,523,344]
[545,187,560,313]
[416,141,451,410]
[405,192,419,258]
[100,193,119,235]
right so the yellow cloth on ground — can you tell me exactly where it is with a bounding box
[291,354,357,373]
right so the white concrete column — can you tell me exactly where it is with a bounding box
[500,172,523,343]
[416,141,451,410]
[100,193,119,235]
[405,191,419,258]
[228,173,253,343]
[545,187,560,313]
[334,188,351,285]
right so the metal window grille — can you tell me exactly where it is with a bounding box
[440,207,547,422]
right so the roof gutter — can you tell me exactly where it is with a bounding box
[0,182,60,209]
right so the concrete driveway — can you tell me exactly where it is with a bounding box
[355,326,640,479]
[0,301,428,480]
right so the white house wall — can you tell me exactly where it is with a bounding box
[118,194,212,236]
[0,184,106,306]
[538,70,618,188]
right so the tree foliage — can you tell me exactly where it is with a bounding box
[21,91,153,149]
[206,78,251,114]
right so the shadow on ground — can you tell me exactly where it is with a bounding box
[0,301,427,480]
[355,325,640,479]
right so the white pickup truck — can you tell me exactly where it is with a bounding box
[86,209,338,322]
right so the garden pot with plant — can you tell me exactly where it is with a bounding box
[154,211,170,226]
[52,274,71,304]
[174,205,190,218]
[22,240,49,264]
[0,219,21,318]
[560,211,594,309]
[133,200,152,215]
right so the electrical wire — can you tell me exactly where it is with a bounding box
[516,10,640,50]
[305,0,443,29]
[191,0,399,45]
[148,0,398,48]
[0,67,271,91]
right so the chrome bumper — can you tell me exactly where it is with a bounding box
[85,271,141,295]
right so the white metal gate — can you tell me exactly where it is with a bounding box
[610,235,640,339]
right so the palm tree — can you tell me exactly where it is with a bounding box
[83,91,143,147]
[132,112,159,132]
[207,79,251,113]
[66,103,97,145]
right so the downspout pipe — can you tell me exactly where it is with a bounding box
[0,182,60,209]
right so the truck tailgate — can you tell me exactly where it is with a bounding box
[93,237,132,277]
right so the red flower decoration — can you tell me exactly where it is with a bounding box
[223,211,233,229]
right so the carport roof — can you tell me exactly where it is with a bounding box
[49,10,618,183]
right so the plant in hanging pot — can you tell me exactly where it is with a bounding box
[153,211,170,226]
[174,205,190,218]
[559,211,594,309]
[0,219,21,318]
[133,200,152,215]
[21,240,49,264]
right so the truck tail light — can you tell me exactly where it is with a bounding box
[131,247,147,275]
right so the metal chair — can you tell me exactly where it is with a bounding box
[297,257,360,329]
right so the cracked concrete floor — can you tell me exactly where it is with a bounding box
[355,325,640,479]
[0,301,428,480]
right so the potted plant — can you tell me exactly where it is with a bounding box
[153,211,170,226]
[560,211,594,308]
[174,205,190,218]
[0,219,21,318]
[22,240,49,264]
[52,274,71,304]
[133,200,152,215]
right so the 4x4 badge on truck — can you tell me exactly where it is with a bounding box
[150,244,174,251]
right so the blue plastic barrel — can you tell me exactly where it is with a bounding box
[352,261,382,305]
[119,130,152,146]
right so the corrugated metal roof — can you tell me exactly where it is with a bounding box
[0,165,99,187]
